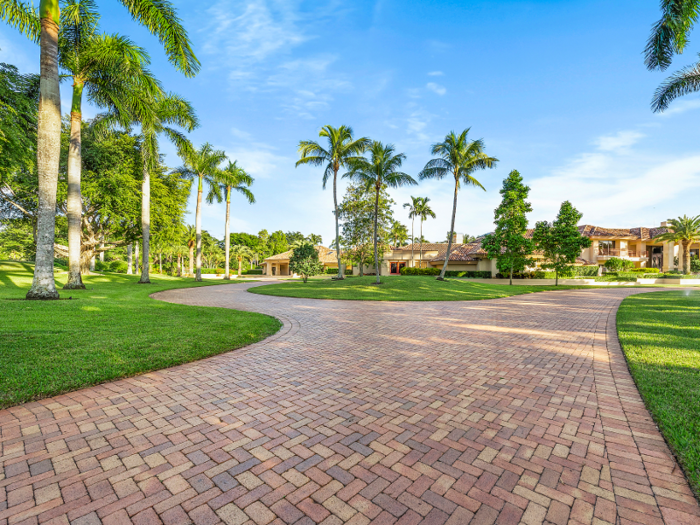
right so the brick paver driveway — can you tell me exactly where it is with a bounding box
[1,284,698,525]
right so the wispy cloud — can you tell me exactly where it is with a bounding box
[656,98,700,117]
[426,82,446,96]
[428,71,444,76]
[594,130,644,152]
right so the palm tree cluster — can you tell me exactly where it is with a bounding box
[2,0,201,299]
[297,126,497,282]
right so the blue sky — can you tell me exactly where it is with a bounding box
[3,0,700,243]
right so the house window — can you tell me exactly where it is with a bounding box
[390,262,406,275]
[691,249,699,259]
[599,240,615,256]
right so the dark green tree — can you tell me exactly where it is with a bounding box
[532,201,591,285]
[285,231,305,245]
[268,230,288,256]
[289,242,323,283]
[481,170,534,284]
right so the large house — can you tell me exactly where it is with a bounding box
[368,222,693,275]
[263,222,696,277]
[263,245,339,276]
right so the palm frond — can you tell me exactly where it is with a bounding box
[652,58,700,111]
[118,0,200,77]
[645,0,700,71]
[0,0,40,42]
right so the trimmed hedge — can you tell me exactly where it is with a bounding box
[445,271,492,278]
[630,267,660,273]
[572,265,599,277]
[243,269,263,275]
[325,268,339,274]
[400,267,440,276]
[200,268,225,275]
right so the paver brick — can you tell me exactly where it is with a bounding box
[0,284,698,524]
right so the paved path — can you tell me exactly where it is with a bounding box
[1,284,698,525]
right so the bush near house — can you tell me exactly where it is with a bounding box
[401,267,441,276]
[325,268,339,274]
[200,268,225,274]
[604,257,635,272]
[446,270,492,278]
[243,269,263,275]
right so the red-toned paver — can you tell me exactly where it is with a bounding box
[1,282,698,525]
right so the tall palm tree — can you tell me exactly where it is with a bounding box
[230,245,254,277]
[59,0,162,289]
[2,0,200,299]
[172,143,227,281]
[307,233,323,245]
[183,224,196,275]
[296,125,370,279]
[209,161,255,279]
[653,215,700,274]
[389,220,408,247]
[419,129,498,280]
[403,196,422,267]
[645,1,700,112]
[414,197,436,266]
[348,141,416,284]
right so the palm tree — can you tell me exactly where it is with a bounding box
[653,215,700,274]
[389,220,408,247]
[230,245,254,277]
[403,196,422,267]
[2,0,200,299]
[348,141,417,284]
[307,233,323,245]
[419,129,498,280]
[184,224,196,275]
[209,161,255,279]
[296,125,370,279]
[60,0,162,289]
[172,143,227,281]
[645,2,700,112]
[414,197,436,267]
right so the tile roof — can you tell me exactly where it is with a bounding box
[578,225,668,240]
[391,243,451,252]
[429,242,488,262]
[264,246,338,264]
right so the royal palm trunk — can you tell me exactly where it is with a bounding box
[27,2,62,299]
[373,183,380,284]
[134,243,139,273]
[410,218,414,267]
[683,240,690,274]
[127,243,133,274]
[195,174,203,281]
[64,82,85,289]
[333,165,343,278]
[438,177,459,280]
[224,188,231,279]
[139,165,151,283]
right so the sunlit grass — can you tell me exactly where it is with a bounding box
[618,291,700,497]
[0,261,280,408]
[249,275,597,301]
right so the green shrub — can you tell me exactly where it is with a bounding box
[325,268,339,274]
[200,268,225,275]
[572,265,599,276]
[629,267,659,273]
[444,270,492,278]
[594,273,636,282]
[692,256,700,273]
[54,258,68,270]
[604,257,634,272]
[94,260,109,271]
[400,267,440,276]
[243,269,263,275]
[109,260,128,273]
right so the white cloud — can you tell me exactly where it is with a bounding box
[594,130,644,152]
[428,71,444,76]
[656,98,700,116]
[426,82,446,96]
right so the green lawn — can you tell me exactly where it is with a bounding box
[617,291,700,496]
[0,261,281,409]
[248,275,597,301]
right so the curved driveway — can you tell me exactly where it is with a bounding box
[1,283,698,525]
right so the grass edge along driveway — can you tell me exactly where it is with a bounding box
[617,290,700,498]
[0,261,281,409]
[249,275,601,301]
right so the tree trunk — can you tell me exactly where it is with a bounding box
[195,175,203,281]
[419,218,423,267]
[332,166,344,279]
[237,257,242,277]
[373,184,381,285]
[509,261,513,285]
[556,270,559,286]
[410,218,414,267]
[159,252,162,274]
[683,240,690,274]
[90,255,95,272]
[139,164,151,283]
[225,189,231,279]
[438,177,459,280]
[127,243,133,274]
[99,234,104,262]
[27,7,61,300]
[64,87,85,290]
[134,243,139,274]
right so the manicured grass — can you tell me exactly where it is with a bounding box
[0,261,281,408]
[617,291,700,496]
[248,275,597,301]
